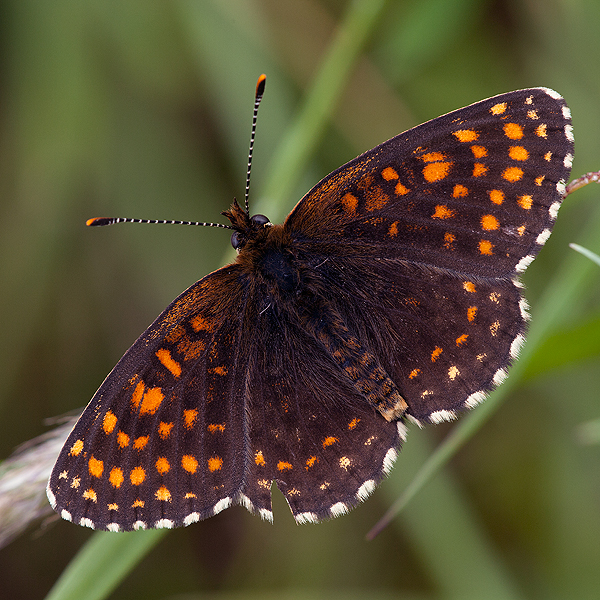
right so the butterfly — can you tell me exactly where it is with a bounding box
[47,76,573,531]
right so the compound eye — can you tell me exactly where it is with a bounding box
[250,214,270,226]
[231,231,243,250]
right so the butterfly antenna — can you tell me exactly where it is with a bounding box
[87,76,268,230]
[244,74,266,215]
[86,217,234,229]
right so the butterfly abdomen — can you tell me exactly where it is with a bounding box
[295,292,408,421]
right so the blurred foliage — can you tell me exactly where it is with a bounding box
[1,0,600,599]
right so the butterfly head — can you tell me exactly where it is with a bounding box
[221,198,272,252]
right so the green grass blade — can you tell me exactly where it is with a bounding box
[570,242,600,266]
[44,530,167,600]
[379,431,525,600]
[258,0,388,222]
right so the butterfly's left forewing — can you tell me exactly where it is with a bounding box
[48,265,258,531]
[286,88,573,279]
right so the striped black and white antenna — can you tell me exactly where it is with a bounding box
[86,74,267,230]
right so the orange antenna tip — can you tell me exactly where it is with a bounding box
[86,217,113,227]
[256,74,266,98]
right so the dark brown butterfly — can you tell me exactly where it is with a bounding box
[48,76,573,530]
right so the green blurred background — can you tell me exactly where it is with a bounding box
[1,0,600,599]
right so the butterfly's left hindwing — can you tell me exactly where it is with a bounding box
[243,309,406,523]
[47,265,256,531]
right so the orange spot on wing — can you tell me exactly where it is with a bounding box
[456,334,469,346]
[183,409,198,429]
[408,368,421,379]
[208,457,223,472]
[381,166,398,180]
[254,451,266,466]
[489,189,504,205]
[423,161,452,182]
[88,456,104,478]
[422,152,446,162]
[132,499,145,508]
[348,418,360,430]
[109,467,124,488]
[453,129,478,142]
[210,365,228,376]
[103,411,117,435]
[342,192,358,215]
[395,182,410,195]
[182,455,198,473]
[472,163,488,177]
[277,461,293,471]
[155,486,172,502]
[535,123,548,138]
[305,456,318,470]
[467,306,478,322]
[444,232,455,249]
[130,467,146,485]
[471,145,487,158]
[518,195,533,209]
[133,436,149,450]
[158,421,174,439]
[453,184,468,197]
[432,205,456,219]
[70,439,84,456]
[535,175,545,186]
[131,381,145,411]
[323,436,338,448]
[156,348,182,378]
[463,281,476,293]
[481,214,500,230]
[117,431,130,448]
[388,221,399,237]
[479,240,494,255]
[139,387,164,415]
[502,167,523,182]
[155,457,170,475]
[509,146,529,161]
[207,423,225,434]
[490,102,507,115]
[504,123,524,139]
[431,346,443,362]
